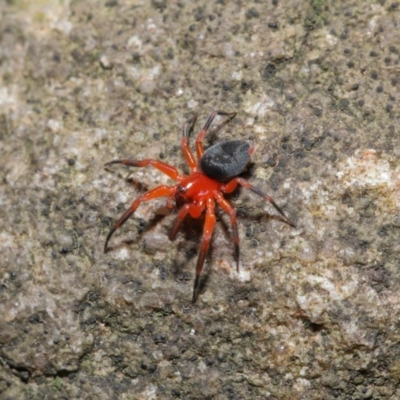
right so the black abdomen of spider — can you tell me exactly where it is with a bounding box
[200,140,251,182]
[104,110,294,303]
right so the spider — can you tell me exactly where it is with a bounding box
[104,110,294,302]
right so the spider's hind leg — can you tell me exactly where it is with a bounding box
[222,177,295,227]
[214,192,240,272]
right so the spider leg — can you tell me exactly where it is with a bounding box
[195,110,237,159]
[166,191,177,209]
[169,201,205,241]
[104,185,176,252]
[105,159,181,180]
[169,204,190,241]
[181,115,198,170]
[193,198,216,303]
[222,177,295,227]
[214,192,240,272]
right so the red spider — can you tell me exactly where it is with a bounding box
[104,111,294,302]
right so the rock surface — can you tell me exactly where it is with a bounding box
[1,1,400,399]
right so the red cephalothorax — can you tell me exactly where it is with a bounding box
[104,111,294,302]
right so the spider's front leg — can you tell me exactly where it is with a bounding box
[195,111,237,159]
[181,115,198,170]
[192,198,216,303]
[104,185,176,252]
[105,159,182,180]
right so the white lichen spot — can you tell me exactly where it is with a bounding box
[245,117,255,126]
[367,15,380,36]
[47,119,62,132]
[0,86,18,107]
[99,54,112,69]
[115,190,130,205]
[307,274,357,301]
[293,378,312,392]
[296,293,327,323]
[296,273,360,323]
[137,65,161,94]
[187,99,198,109]
[127,35,143,50]
[19,1,73,37]
[198,360,208,372]
[336,149,390,187]
[298,241,317,263]
[138,79,156,94]
[145,18,158,32]
[221,43,235,58]
[94,128,107,141]
[244,94,275,117]
[114,247,130,260]
[231,70,243,81]
[300,64,310,77]
[236,266,251,282]
[3,300,21,322]
[253,124,267,135]
[140,384,157,400]
[53,19,72,35]
[336,149,400,209]
[299,367,308,377]
[325,32,338,46]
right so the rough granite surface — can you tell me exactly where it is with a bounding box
[1,0,400,399]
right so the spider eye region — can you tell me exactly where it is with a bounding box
[178,185,187,193]
[200,140,251,181]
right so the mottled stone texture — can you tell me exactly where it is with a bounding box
[1,0,400,399]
